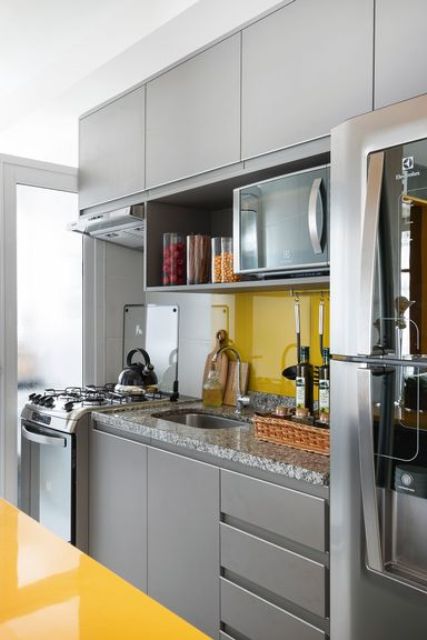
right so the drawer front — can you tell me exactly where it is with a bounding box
[221,524,326,617]
[221,578,325,640]
[221,470,327,551]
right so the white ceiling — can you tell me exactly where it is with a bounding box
[0,0,199,130]
[0,0,282,165]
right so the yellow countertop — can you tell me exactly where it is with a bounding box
[0,499,210,640]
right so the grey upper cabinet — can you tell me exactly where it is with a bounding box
[375,0,427,109]
[89,428,147,591]
[79,86,145,211]
[147,448,219,638]
[146,34,240,188]
[241,0,373,159]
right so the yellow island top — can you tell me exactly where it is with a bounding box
[0,499,209,640]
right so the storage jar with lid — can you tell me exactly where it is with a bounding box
[163,232,185,286]
[187,234,210,285]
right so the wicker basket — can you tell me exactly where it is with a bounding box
[253,413,330,456]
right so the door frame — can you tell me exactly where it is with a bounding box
[0,154,78,503]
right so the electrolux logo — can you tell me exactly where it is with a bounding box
[395,155,420,181]
[402,156,414,171]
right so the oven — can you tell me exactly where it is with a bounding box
[19,385,175,551]
[19,398,91,551]
[20,421,75,542]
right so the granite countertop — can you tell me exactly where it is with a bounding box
[93,400,330,487]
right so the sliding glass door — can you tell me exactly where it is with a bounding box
[0,156,79,503]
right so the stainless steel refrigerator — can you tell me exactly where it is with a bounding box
[331,93,427,638]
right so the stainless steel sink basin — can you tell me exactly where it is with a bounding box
[151,410,248,429]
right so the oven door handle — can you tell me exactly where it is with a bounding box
[22,425,67,447]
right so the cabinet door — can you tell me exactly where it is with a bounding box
[146,34,240,188]
[375,0,427,108]
[147,448,219,638]
[89,428,147,591]
[241,0,373,159]
[79,86,145,210]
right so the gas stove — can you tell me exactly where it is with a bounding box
[22,384,176,432]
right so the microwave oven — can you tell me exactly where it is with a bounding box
[233,165,329,276]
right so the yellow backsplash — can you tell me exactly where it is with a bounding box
[211,290,330,398]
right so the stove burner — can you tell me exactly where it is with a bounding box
[28,384,174,411]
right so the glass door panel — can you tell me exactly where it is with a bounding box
[363,362,427,588]
[16,186,81,416]
[371,138,427,357]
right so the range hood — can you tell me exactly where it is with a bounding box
[69,205,144,250]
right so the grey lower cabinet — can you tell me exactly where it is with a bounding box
[241,0,373,160]
[220,470,329,640]
[88,428,147,591]
[146,34,240,188]
[375,0,427,108]
[147,447,220,639]
[89,428,328,639]
[79,85,145,211]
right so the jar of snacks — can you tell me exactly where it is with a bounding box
[187,234,211,284]
[162,232,185,286]
[211,237,222,283]
[221,237,240,283]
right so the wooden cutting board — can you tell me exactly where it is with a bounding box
[223,360,250,406]
[201,329,229,398]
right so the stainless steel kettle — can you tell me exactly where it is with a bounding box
[116,348,158,393]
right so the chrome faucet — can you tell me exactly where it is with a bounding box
[212,346,250,414]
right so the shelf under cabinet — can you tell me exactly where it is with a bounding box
[146,275,329,294]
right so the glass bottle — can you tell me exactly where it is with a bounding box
[295,345,313,414]
[202,363,223,408]
[318,347,330,421]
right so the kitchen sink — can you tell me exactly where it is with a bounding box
[151,410,249,429]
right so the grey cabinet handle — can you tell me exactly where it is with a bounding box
[308,177,324,255]
[359,152,384,356]
[22,425,67,447]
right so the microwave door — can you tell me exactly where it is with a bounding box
[235,166,329,275]
[262,168,329,271]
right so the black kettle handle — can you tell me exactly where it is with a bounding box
[126,348,152,368]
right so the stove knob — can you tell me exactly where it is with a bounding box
[64,401,74,412]
[45,398,55,408]
[28,393,36,401]
[33,394,42,404]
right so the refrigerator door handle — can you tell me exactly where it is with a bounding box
[357,366,384,573]
[359,152,385,356]
[308,177,324,255]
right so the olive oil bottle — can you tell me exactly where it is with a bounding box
[202,362,223,408]
[295,346,313,414]
[318,347,330,420]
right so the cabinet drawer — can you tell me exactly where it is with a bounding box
[221,578,325,640]
[221,524,326,617]
[221,470,327,551]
